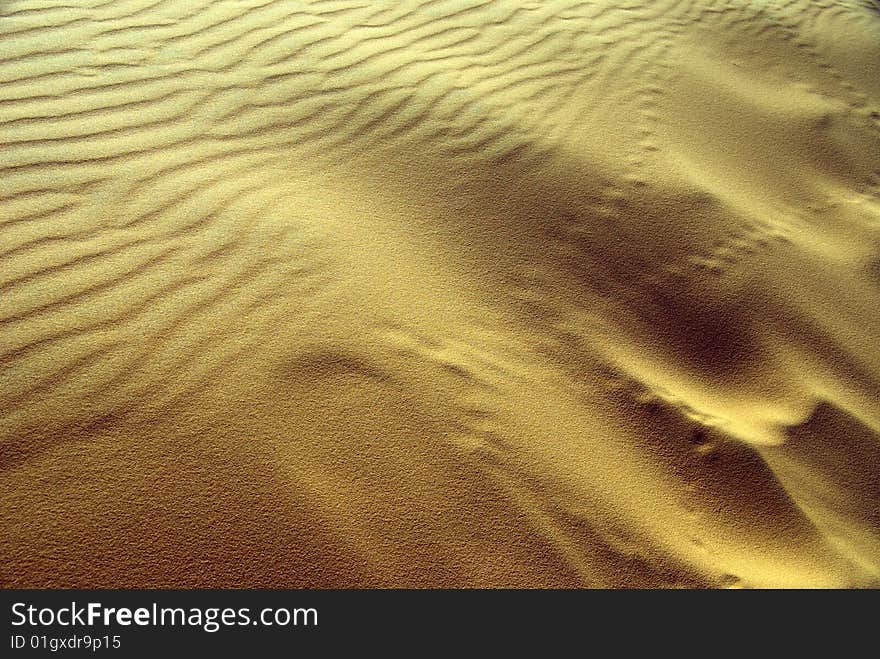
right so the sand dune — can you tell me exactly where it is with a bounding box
[1,0,879,588]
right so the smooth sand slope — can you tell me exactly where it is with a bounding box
[1,0,879,588]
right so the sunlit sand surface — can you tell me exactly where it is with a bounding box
[1,0,879,588]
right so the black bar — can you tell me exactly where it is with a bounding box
[1,589,868,655]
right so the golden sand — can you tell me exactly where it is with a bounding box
[1,0,879,588]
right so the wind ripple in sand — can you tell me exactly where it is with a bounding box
[1,0,879,588]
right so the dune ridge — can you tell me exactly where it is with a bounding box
[1,0,879,588]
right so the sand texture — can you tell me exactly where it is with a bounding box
[1,0,879,588]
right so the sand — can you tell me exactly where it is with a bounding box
[1,0,879,588]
